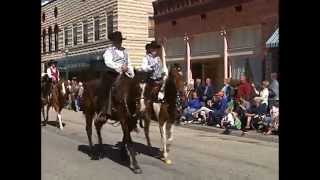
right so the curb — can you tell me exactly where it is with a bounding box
[178,123,278,143]
[57,109,278,143]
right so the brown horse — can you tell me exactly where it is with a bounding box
[81,70,148,174]
[138,65,186,164]
[41,76,67,130]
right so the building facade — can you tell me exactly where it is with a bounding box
[41,0,155,80]
[153,0,278,87]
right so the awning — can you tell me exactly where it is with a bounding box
[57,50,105,71]
[266,28,279,48]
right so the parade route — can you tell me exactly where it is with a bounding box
[42,109,278,180]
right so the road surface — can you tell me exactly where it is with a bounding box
[42,109,278,180]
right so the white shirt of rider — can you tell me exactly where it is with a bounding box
[141,54,162,80]
[103,46,134,78]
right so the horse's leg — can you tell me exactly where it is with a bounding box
[119,116,142,174]
[94,118,107,159]
[166,122,174,152]
[57,111,63,130]
[143,105,152,147]
[45,104,50,125]
[85,113,95,159]
[159,120,171,164]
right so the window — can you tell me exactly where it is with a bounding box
[83,21,88,43]
[148,17,155,38]
[48,26,52,52]
[42,13,45,22]
[54,25,59,51]
[235,5,242,12]
[54,7,58,18]
[107,13,113,35]
[200,13,206,20]
[94,17,100,41]
[73,24,78,45]
[64,28,69,46]
[42,29,46,53]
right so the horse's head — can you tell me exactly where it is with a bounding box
[168,64,186,99]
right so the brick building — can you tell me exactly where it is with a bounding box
[41,0,155,80]
[153,0,278,87]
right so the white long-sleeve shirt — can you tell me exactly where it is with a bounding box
[254,87,269,105]
[141,54,163,80]
[103,46,134,78]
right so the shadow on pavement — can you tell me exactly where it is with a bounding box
[42,121,66,128]
[78,141,160,172]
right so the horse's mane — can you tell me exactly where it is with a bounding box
[164,67,180,111]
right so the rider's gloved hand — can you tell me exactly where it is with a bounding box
[158,91,164,100]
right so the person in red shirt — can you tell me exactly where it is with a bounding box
[236,75,253,101]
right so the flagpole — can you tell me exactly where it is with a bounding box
[184,33,192,86]
[221,29,229,79]
[161,38,168,76]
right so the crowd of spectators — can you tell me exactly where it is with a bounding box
[180,73,279,135]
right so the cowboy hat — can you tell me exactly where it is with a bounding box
[108,31,126,41]
[149,41,161,49]
[48,60,57,66]
[145,43,151,50]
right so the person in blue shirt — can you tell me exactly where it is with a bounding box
[180,91,202,123]
[207,91,228,126]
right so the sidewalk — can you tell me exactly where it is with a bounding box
[56,109,278,143]
[179,123,278,143]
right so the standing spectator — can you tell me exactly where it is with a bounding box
[77,82,84,111]
[269,73,279,107]
[221,78,234,102]
[194,78,204,100]
[181,91,202,123]
[66,80,72,109]
[251,80,269,113]
[207,91,228,126]
[71,77,80,111]
[202,78,214,102]
[236,75,253,101]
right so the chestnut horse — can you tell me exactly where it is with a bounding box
[81,70,148,174]
[41,76,67,130]
[138,65,186,164]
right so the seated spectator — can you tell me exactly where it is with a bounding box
[207,91,228,126]
[202,78,214,102]
[265,102,279,135]
[251,80,269,113]
[234,97,251,130]
[220,111,242,131]
[244,97,267,130]
[180,91,202,123]
[192,98,215,123]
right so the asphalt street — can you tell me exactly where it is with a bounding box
[42,109,278,180]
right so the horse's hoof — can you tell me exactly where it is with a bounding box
[163,159,172,165]
[133,168,142,174]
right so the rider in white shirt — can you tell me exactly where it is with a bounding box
[101,31,134,116]
[141,41,167,101]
